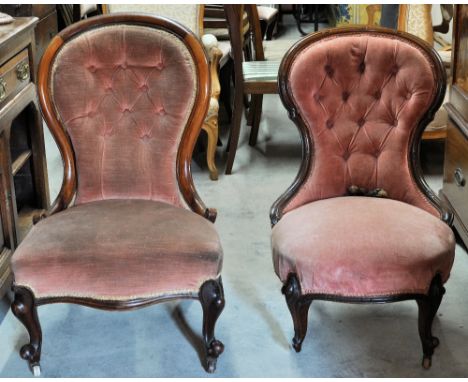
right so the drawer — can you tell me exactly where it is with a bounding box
[442,119,468,221]
[0,48,31,107]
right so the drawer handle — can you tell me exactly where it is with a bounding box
[16,62,29,81]
[0,77,6,101]
[454,168,466,187]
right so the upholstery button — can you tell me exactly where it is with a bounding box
[324,64,334,77]
[391,66,399,75]
[374,90,381,100]
[140,84,149,92]
[155,106,165,115]
[156,62,165,70]
[343,151,350,160]
[326,119,334,129]
[140,133,152,141]
[357,118,365,127]
[358,62,366,73]
[122,107,131,113]
[406,93,412,100]
[87,65,96,73]
[342,91,350,101]
[314,93,322,102]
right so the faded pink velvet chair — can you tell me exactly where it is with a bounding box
[10,14,224,375]
[272,27,456,368]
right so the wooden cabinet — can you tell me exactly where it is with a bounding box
[441,5,468,248]
[0,5,58,75]
[0,17,50,298]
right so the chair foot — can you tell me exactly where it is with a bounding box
[417,274,445,369]
[199,278,225,373]
[282,275,312,353]
[11,286,42,374]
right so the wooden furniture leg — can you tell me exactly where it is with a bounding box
[202,115,219,180]
[282,275,312,352]
[417,275,445,369]
[11,286,42,376]
[199,278,225,373]
[249,94,263,146]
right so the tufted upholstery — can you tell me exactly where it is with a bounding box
[12,200,222,300]
[272,197,455,297]
[284,32,441,216]
[51,24,196,206]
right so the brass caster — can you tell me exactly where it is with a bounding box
[206,357,217,373]
[292,337,302,353]
[422,356,432,369]
[32,364,41,377]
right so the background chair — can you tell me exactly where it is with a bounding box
[224,4,296,174]
[272,27,455,368]
[105,4,224,180]
[10,14,225,375]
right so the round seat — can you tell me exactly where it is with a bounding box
[272,196,455,298]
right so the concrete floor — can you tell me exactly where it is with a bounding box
[1,15,468,377]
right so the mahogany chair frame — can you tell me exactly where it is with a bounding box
[11,14,224,375]
[272,26,453,369]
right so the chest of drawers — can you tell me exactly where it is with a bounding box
[441,5,468,249]
[0,17,50,298]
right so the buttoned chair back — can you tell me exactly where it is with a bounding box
[273,27,447,223]
[40,14,210,211]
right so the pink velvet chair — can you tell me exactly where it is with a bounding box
[10,14,224,375]
[272,27,455,368]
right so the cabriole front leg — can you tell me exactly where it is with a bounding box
[282,274,312,352]
[199,278,225,373]
[417,274,445,369]
[11,286,42,376]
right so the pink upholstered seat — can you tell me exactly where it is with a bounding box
[272,197,455,297]
[273,28,454,367]
[12,200,222,300]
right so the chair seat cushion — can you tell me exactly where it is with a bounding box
[12,200,223,301]
[272,197,455,298]
[243,61,280,82]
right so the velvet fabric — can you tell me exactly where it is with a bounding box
[272,197,455,297]
[12,200,222,300]
[51,25,197,206]
[285,32,440,216]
